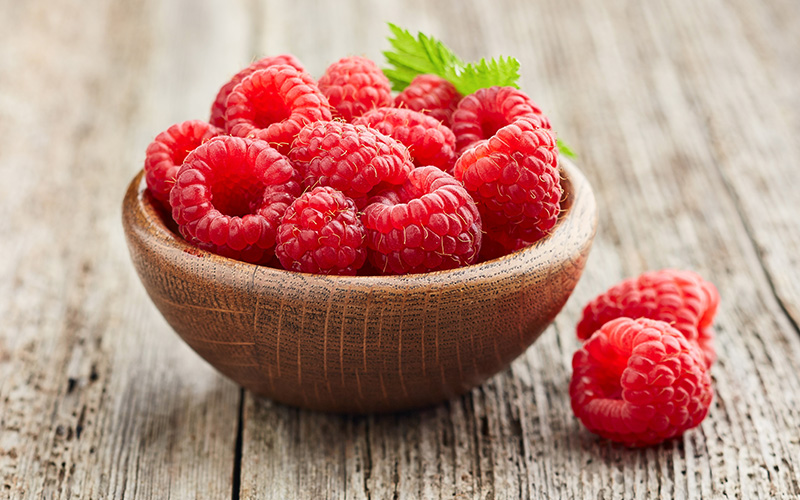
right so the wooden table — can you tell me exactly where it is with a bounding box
[2,0,799,498]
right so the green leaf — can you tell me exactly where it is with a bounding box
[452,56,521,95]
[557,138,577,159]
[382,23,463,91]
[383,23,575,156]
[382,23,520,95]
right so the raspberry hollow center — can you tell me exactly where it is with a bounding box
[170,142,198,167]
[585,337,631,401]
[251,91,291,129]
[480,111,508,139]
[210,161,266,217]
[595,357,627,400]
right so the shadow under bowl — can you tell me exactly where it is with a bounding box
[122,159,597,413]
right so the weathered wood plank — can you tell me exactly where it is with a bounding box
[0,1,252,498]
[543,0,800,497]
[237,0,800,498]
[2,0,800,498]
[665,0,800,329]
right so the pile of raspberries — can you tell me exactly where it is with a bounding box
[571,269,720,446]
[143,54,561,275]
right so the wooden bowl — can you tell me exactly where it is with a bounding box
[122,159,597,413]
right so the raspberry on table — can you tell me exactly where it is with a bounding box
[353,107,457,172]
[570,317,713,447]
[209,54,306,128]
[169,136,301,264]
[275,187,366,275]
[317,56,393,122]
[289,121,414,208]
[224,65,332,154]
[454,117,562,248]
[697,280,721,363]
[394,74,462,126]
[362,166,482,274]
[451,86,551,152]
[577,269,721,368]
[144,120,221,207]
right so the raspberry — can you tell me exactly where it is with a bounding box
[454,117,562,243]
[169,136,301,264]
[362,166,482,274]
[225,65,332,154]
[394,74,462,126]
[317,56,392,122]
[699,279,721,329]
[577,269,720,367]
[144,120,221,206]
[209,54,306,128]
[275,187,366,275]
[697,280,721,363]
[353,107,457,172]
[478,227,538,261]
[570,317,713,447]
[289,121,414,208]
[451,86,551,152]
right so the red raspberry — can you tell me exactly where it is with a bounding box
[570,317,713,447]
[209,54,306,128]
[697,280,720,363]
[353,107,457,172]
[144,120,221,206]
[169,136,301,264]
[362,166,482,274]
[394,74,462,126]
[477,234,515,262]
[224,65,332,154]
[317,56,392,122]
[289,121,414,208]
[478,227,539,261]
[577,269,720,367]
[275,187,366,275]
[454,117,562,244]
[451,86,551,152]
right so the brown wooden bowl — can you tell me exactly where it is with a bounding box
[122,159,597,413]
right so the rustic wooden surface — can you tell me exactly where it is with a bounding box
[1,0,799,498]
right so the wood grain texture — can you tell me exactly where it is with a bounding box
[1,0,800,498]
[0,1,249,498]
[122,160,596,413]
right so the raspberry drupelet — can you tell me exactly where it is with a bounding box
[394,74,462,126]
[275,187,367,275]
[144,120,221,207]
[362,166,482,274]
[169,136,301,264]
[224,64,332,154]
[570,317,713,447]
[317,56,393,122]
[289,121,414,209]
[209,54,307,128]
[353,107,457,172]
[577,269,720,367]
[451,86,551,152]
[454,117,562,254]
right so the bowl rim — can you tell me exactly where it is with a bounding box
[123,158,595,285]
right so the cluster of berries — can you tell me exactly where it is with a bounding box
[143,54,562,275]
[143,50,723,449]
[570,269,720,446]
